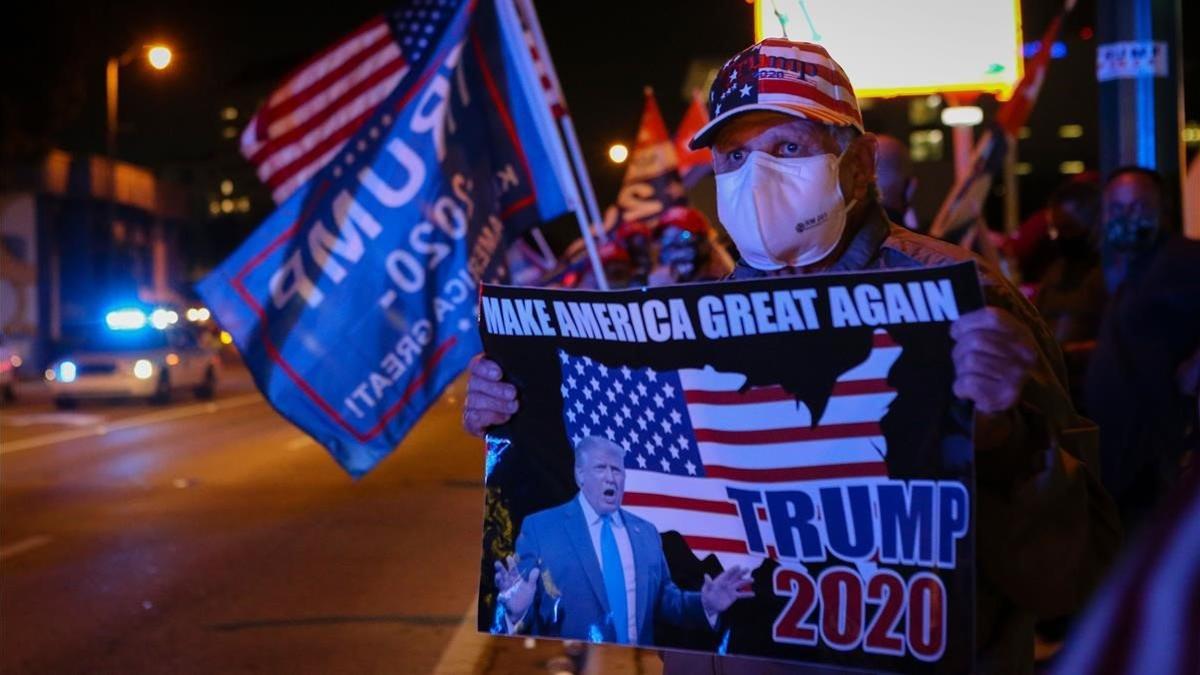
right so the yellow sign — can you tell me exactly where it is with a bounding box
[755,0,1024,99]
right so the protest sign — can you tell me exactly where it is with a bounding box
[477,262,984,673]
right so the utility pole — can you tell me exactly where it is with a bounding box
[1096,0,1185,230]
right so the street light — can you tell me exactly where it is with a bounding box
[106,42,173,159]
[104,42,174,307]
[608,143,629,164]
[147,45,173,71]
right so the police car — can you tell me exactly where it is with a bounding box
[45,307,219,408]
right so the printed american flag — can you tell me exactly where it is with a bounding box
[241,2,458,203]
[559,330,900,570]
[242,0,565,205]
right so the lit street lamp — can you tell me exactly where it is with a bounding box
[147,46,173,71]
[103,42,174,306]
[608,143,629,164]
[106,43,173,159]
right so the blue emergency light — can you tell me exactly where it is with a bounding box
[105,309,148,331]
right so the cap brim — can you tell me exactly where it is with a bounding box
[688,103,863,151]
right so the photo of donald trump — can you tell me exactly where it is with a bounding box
[494,436,752,645]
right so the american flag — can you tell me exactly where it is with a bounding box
[559,330,900,570]
[241,2,459,204]
[242,0,566,205]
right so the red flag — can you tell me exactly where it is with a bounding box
[674,92,713,188]
[995,6,1070,135]
[616,87,686,226]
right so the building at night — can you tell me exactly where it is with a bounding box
[0,151,192,371]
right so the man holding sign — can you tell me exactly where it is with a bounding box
[467,39,1118,673]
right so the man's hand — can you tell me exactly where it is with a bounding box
[464,355,518,437]
[949,307,1038,414]
[494,555,539,620]
[700,565,753,615]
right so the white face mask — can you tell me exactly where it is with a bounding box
[716,151,856,270]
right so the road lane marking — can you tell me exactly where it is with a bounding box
[0,535,52,562]
[4,413,106,427]
[432,594,490,675]
[0,393,265,456]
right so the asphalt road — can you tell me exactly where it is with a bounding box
[0,367,651,674]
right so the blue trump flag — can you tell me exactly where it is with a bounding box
[198,0,575,476]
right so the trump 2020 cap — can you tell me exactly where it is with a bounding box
[688,39,864,150]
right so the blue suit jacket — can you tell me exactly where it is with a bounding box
[513,496,707,645]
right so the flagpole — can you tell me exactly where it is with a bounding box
[528,227,556,267]
[514,0,607,243]
[495,0,609,289]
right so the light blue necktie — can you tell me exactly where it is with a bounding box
[600,514,629,644]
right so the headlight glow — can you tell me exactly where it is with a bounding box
[150,309,174,330]
[133,359,154,380]
[59,361,77,383]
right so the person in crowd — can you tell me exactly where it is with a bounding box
[874,134,921,232]
[615,219,655,286]
[646,206,730,285]
[494,436,751,644]
[1084,166,1200,533]
[505,237,556,287]
[1034,177,1106,410]
[1002,208,1056,285]
[465,38,1119,674]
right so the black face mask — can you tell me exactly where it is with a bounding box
[1103,214,1159,252]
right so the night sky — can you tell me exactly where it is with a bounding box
[3,1,757,191]
[2,1,1195,233]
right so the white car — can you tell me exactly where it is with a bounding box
[46,309,219,408]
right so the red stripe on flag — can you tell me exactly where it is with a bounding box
[268,16,388,107]
[684,536,749,554]
[685,379,893,405]
[250,56,407,169]
[262,106,376,191]
[623,492,739,516]
[693,422,882,445]
[705,461,888,483]
[257,33,400,130]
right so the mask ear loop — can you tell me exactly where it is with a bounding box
[834,148,859,215]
